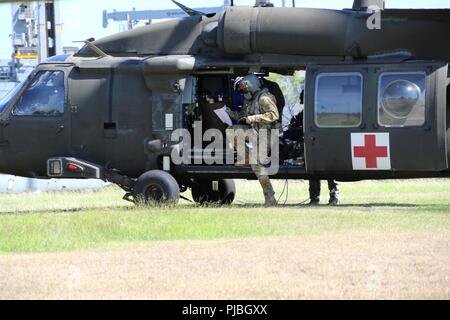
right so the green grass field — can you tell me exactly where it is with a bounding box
[0,179,449,253]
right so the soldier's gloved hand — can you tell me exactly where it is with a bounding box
[237,118,247,125]
[245,115,258,124]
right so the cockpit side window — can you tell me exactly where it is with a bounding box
[12,70,65,117]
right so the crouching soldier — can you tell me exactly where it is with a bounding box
[227,74,280,207]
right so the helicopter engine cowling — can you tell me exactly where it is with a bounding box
[216,6,450,62]
[217,6,348,56]
[78,6,450,64]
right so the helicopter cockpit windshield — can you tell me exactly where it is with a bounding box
[11,70,65,117]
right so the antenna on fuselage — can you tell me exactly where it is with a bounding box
[73,38,109,58]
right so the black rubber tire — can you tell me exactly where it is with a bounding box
[191,179,236,205]
[132,170,180,205]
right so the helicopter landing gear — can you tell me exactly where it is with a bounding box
[132,170,180,205]
[191,179,236,205]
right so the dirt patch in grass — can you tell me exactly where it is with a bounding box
[0,230,448,300]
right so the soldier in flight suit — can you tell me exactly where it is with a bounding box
[227,74,280,207]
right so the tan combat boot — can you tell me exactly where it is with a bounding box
[264,190,278,207]
[259,176,277,207]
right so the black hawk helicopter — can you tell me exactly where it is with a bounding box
[0,0,449,205]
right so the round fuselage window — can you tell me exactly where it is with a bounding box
[381,80,421,119]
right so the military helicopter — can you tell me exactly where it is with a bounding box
[0,0,449,205]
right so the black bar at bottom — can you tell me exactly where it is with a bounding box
[0,300,446,319]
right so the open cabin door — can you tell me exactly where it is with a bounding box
[304,62,448,175]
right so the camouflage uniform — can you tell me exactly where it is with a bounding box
[228,79,280,207]
[228,89,279,130]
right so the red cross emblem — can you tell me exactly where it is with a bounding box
[351,133,391,170]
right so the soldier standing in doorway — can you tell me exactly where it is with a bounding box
[227,74,280,207]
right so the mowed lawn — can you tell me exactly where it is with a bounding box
[0,179,449,253]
